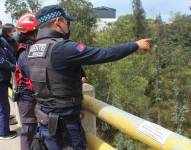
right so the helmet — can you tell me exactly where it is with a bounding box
[16,13,38,33]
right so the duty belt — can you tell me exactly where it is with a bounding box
[35,105,80,136]
[36,96,82,108]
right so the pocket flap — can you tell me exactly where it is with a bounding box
[30,67,46,82]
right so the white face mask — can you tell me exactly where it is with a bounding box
[12,31,19,41]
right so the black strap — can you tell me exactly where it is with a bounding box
[48,113,59,136]
[37,96,82,108]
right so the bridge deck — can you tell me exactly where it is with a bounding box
[0,125,20,150]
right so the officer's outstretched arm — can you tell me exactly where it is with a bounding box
[52,41,139,66]
[52,39,151,67]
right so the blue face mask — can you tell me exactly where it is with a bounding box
[12,32,19,42]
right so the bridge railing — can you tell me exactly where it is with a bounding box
[82,84,191,150]
[9,83,191,150]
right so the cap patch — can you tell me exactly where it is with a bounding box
[38,11,63,25]
[76,43,86,52]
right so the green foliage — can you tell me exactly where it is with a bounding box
[108,15,135,43]
[5,0,41,21]
[114,133,154,150]
[114,133,135,150]
[89,8,191,150]
[109,55,153,116]
[132,0,146,38]
[172,104,190,134]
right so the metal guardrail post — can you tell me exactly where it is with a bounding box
[82,83,96,133]
[82,84,115,149]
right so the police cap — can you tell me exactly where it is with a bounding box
[36,5,74,26]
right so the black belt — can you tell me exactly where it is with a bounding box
[59,114,80,124]
[35,105,80,136]
[37,96,82,108]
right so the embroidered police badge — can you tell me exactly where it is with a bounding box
[76,43,86,52]
[28,43,49,58]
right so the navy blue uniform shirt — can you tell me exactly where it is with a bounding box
[51,40,138,69]
[50,34,138,117]
[35,29,139,116]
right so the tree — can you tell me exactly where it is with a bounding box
[93,14,155,149]
[132,0,146,39]
[5,0,41,21]
[59,0,97,45]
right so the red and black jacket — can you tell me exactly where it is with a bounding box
[15,43,33,96]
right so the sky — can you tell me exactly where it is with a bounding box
[0,0,191,24]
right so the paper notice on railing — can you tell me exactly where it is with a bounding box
[138,121,172,145]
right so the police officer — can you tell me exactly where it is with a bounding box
[1,23,18,59]
[0,35,17,139]
[28,5,151,150]
[15,13,38,150]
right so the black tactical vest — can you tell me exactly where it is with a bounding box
[28,38,82,108]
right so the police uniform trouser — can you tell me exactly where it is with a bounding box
[18,95,37,150]
[0,83,10,136]
[39,116,86,150]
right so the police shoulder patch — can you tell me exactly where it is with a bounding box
[28,43,49,58]
[76,43,86,52]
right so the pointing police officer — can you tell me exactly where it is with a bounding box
[28,5,151,150]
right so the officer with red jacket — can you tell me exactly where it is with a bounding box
[28,5,151,150]
[15,13,38,150]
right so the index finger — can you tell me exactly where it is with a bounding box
[144,38,152,41]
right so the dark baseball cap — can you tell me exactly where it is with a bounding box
[36,5,74,26]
